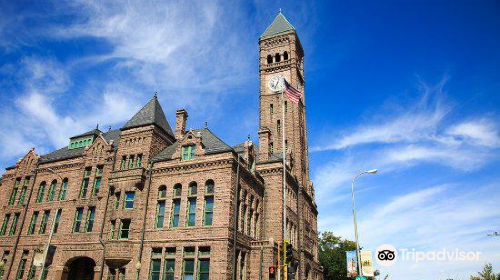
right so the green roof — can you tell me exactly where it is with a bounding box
[261,12,295,38]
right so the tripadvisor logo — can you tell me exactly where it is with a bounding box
[375,244,481,267]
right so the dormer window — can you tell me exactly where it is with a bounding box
[182,145,195,161]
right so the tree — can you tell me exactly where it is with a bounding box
[319,231,357,280]
[470,263,500,280]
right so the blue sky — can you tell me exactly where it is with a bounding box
[0,0,499,279]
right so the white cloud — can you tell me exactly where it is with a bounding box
[446,119,500,148]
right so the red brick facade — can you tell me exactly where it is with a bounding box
[0,12,321,280]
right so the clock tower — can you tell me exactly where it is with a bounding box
[258,11,309,186]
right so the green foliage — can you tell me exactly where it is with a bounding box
[470,263,500,280]
[319,231,357,280]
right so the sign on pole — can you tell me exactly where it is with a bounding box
[360,250,374,277]
[346,251,358,277]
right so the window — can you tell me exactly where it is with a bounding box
[0,214,10,236]
[285,140,288,151]
[119,219,131,240]
[186,198,196,227]
[205,180,214,195]
[48,180,57,201]
[80,167,91,198]
[198,248,210,280]
[149,249,162,280]
[16,250,29,280]
[275,53,281,62]
[124,192,135,209]
[9,179,20,205]
[73,208,83,233]
[53,210,62,233]
[36,182,46,203]
[92,166,103,196]
[285,101,288,113]
[182,260,194,280]
[114,192,121,210]
[128,155,135,169]
[270,104,274,116]
[173,184,182,197]
[277,120,281,134]
[267,54,273,64]
[120,156,126,170]
[284,51,289,60]
[136,154,143,168]
[164,248,176,280]
[156,201,165,229]
[188,182,197,196]
[158,186,167,199]
[85,207,95,232]
[171,199,180,228]
[27,261,36,280]
[18,185,27,205]
[27,211,38,235]
[59,179,68,200]
[109,220,116,240]
[9,213,19,236]
[118,268,126,280]
[0,251,10,279]
[203,197,214,226]
[270,142,274,154]
[239,251,246,280]
[108,268,116,280]
[181,145,195,161]
[39,211,50,234]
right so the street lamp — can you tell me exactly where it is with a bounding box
[351,169,377,277]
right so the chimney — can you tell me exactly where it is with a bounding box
[175,109,188,140]
[258,128,271,162]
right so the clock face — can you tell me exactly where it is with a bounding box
[268,75,285,92]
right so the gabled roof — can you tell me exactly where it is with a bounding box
[122,95,174,137]
[152,128,233,162]
[39,129,121,164]
[261,11,295,38]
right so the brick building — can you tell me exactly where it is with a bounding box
[0,12,321,280]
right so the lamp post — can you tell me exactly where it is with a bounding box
[351,169,377,277]
[37,168,64,280]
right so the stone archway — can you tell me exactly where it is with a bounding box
[62,257,96,280]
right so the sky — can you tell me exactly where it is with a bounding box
[0,0,499,279]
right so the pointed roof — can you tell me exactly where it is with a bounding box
[70,128,102,139]
[121,94,174,137]
[261,11,295,38]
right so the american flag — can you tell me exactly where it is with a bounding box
[284,79,302,103]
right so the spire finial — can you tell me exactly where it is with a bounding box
[96,124,99,130]
[108,126,112,132]
[154,91,158,98]
[205,121,208,129]
[247,134,250,141]
[279,8,282,13]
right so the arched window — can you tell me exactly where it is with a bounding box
[59,178,68,200]
[275,53,281,62]
[48,180,57,201]
[156,186,166,229]
[203,180,214,226]
[267,55,273,64]
[283,51,289,60]
[173,184,182,197]
[205,180,214,194]
[187,182,197,227]
[171,184,182,228]
[158,185,167,199]
[188,182,197,196]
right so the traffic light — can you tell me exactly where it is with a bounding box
[283,240,293,265]
[269,266,276,280]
